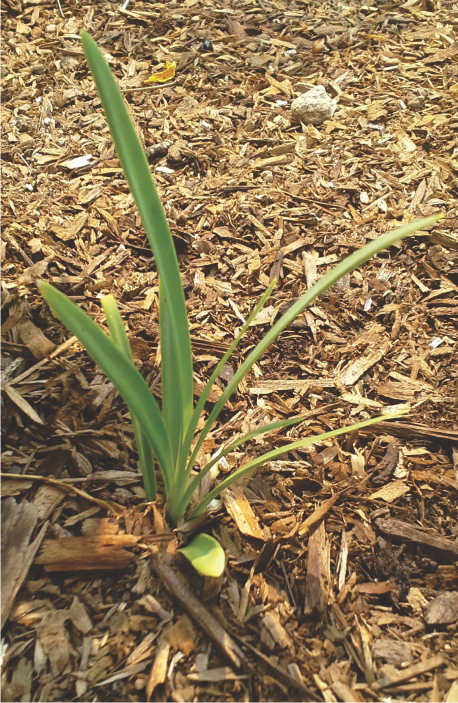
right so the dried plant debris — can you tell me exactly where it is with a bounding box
[1,499,47,627]
[1,0,458,700]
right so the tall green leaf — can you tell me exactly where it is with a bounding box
[80,30,193,448]
[102,295,157,500]
[40,281,173,494]
[175,413,308,519]
[179,280,277,474]
[159,279,183,472]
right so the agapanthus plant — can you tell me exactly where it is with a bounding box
[39,30,440,576]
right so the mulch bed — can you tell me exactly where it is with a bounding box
[2,0,458,700]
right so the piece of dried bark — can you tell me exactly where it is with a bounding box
[222,485,266,540]
[372,654,445,690]
[69,596,93,634]
[16,319,55,359]
[429,676,442,703]
[35,609,71,676]
[368,480,410,503]
[331,681,362,702]
[187,666,245,682]
[250,378,335,395]
[261,611,292,649]
[366,421,458,443]
[424,592,458,625]
[1,498,48,627]
[138,593,172,621]
[35,534,139,571]
[339,340,391,386]
[168,614,197,656]
[372,443,400,486]
[407,586,428,613]
[269,249,284,282]
[226,17,246,39]
[375,518,458,559]
[1,479,34,497]
[50,211,88,241]
[425,565,458,590]
[304,521,329,620]
[372,639,413,666]
[125,632,158,668]
[146,625,171,701]
[303,250,318,288]
[357,581,395,595]
[2,384,43,424]
[299,493,340,538]
[423,42,458,64]
[33,484,65,520]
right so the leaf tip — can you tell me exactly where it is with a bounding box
[269,276,278,288]
[37,279,48,296]
[79,29,93,54]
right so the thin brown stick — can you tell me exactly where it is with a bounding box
[121,81,176,93]
[229,629,323,701]
[149,551,247,669]
[10,336,79,385]
[1,472,123,516]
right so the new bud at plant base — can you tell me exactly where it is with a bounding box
[177,534,225,578]
[38,30,443,577]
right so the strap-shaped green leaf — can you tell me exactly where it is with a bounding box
[188,411,407,518]
[40,281,173,492]
[181,280,277,475]
[80,30,193,448]
[102,295,134,361]
[159,279,183,473]
[102,295,157,500]
[186,215,441,479]
[176,413,307,518]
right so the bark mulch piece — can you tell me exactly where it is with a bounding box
[2,0,458,700]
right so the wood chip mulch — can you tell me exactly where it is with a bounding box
[2,0,458,700]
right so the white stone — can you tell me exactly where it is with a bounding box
[291,85,337,126]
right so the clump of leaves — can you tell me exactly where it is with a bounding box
[39,30,441,576]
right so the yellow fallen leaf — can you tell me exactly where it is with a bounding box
[145,61,176,83]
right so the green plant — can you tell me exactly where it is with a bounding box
[39,30,440,577]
